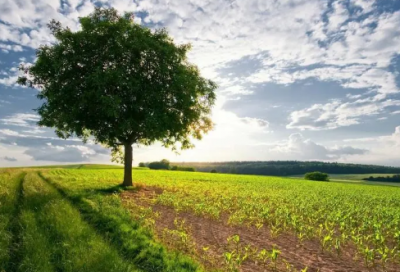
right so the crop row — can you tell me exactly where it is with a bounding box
[46,168,400,270]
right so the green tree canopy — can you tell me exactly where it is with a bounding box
[304,172,329,181]
[18,8,217,186]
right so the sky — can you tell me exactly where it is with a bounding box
[1,0,400,167]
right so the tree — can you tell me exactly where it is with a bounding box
[17,8,217,186]
[304,172,329,181]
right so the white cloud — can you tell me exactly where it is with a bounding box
[0,113,40,127]
[287,98,400,130]
[270,133,367,160]
[0,129,20,136]
[21,127,46,134]
[240,117,269,128]
[1,0,400,165]
[392,126,400,146]
[338,126,400,165]
[351,0,375,14]
[346,93,362,99]
[249,65,399,95]
[0,128,110,163]
[0,43,23,53]
[0,72,19,86]
[219,85,253,96]
[0,61,33,87]
[24,144,96,162]
[327,1,349,32]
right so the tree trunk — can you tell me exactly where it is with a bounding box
[123,143,133,186]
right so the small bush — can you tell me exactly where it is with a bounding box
[304,172,329,181]
[138,162,146,167]
[148,159,170,170]
[210,169,217,173]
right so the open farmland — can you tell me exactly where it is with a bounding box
[2,167,400,272]
[290,174,400,187]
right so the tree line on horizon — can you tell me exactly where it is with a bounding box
[139,159,195,172]
[165,161,400,176]
[363,174,400,183]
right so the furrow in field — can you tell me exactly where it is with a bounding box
[122,187,374,272]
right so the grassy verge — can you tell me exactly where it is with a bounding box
[20,172,137,272]
[40,171,202,272]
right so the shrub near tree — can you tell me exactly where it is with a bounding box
[304,171,329,181]
[18,8,216,186]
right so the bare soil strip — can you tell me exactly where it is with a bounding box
[121,186,398,272]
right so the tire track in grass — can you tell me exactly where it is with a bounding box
[0,170,25,271]
[37,171,163,271]
[6,172,26,272]
[26,172,138,272]
[18,211,56,272]
[18,172,57,272]
[38,171,202,272]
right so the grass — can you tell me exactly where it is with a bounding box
[27,164,124,169]
[290,173,400,187]
[0,169,24,272]
[40,172,200,272]
[2,167,400,271]
[41,168,400,270]
[21,172,137,272]
[327,173,400,188]
[0,169,201,272]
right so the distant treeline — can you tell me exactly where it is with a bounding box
[139,160,195,172]
[363,174,400,182]
[168,161,400,176]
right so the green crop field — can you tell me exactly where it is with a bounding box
[290,173,400,187]
[1,167,400,272]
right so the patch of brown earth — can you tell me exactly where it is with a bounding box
[121,187,398,272]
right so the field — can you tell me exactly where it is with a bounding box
[290,173,400,187]
[328,174,400,187]
[1,167,400,271]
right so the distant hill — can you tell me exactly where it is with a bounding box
[170,161,400,176]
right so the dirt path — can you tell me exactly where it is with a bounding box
[121,187,397,272]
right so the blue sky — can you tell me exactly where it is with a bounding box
[1,0,400,166]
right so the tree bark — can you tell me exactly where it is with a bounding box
[123,143,133,186]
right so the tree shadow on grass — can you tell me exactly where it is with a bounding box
[87,184,140,196]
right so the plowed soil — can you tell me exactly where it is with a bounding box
[121,186,397,272]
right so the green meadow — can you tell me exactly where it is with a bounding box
[1,166,400,271]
